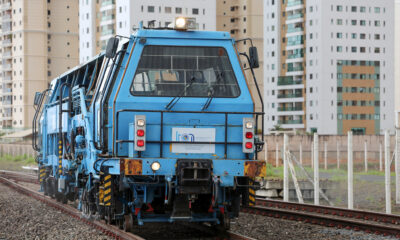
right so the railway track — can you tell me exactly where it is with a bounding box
[242,198,400,238]
[0,170,254,240]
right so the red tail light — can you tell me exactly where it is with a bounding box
[137,140,145,147]
[245,142,253,149]
[137,129,145,137]
[245,132,253,139]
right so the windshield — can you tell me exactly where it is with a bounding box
[130,46,240,97]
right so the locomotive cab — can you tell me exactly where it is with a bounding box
[33,18,265,231]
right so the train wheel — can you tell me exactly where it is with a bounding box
[123,214,133,232]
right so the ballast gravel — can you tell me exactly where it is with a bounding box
[1,179,398,240]
[231,212,398,240]
[0,183,111,240]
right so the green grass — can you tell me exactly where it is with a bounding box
[0,154,35,165]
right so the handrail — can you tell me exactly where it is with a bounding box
[32,89,50,151]
[114,109,264,158]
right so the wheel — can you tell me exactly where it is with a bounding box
[123,214,133,232]
[43,180,48,196]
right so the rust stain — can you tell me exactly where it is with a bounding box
[121,159,142,175]
[244,161,266,178]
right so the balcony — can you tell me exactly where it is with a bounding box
[277,92,303,99]
[101,29,115,36]
[278,119,303,124]
[2,51,11,59]
[287,65,304,72]
[2,39,11,47]
[2,64,11,71]
[287,13,304,20]
[2,13,11,22]
[2,3,11,10]
[278,106,303,111]
[101,0,114,7]
[278,76,303,86]
[101,15,115,22]
[287,0,304,7]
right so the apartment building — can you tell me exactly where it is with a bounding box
[395,0,400,113]
[0,0,79,129]
[216,0,263,113]
[79,0,216,63]
[264,0,394,135]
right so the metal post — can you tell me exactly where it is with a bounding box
[275,142,279,167]
[396,129,400,204]
[264,142,268,164]
[364,140,368,172]
[324,141,327,170]
[311,141,314,169]
[385,130,391,214]
[313,133,319,205]
[299,144,303,165]
[348,131,353,209]
[337,141,340,169]
[380,142,383,172]
[283,134,289,202]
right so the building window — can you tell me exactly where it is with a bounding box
[351,47,357,53]
[374,7,380,13]
[337,32,342,38]
[360,33,366,39]
[360,47,366,53]
[165,7,171,13]
[374,21,380,27]
[351,6,357,12]
[337,5,343,12]
[175,7,182,14]
[360,20,366,26]
[360,6,366,12]
[336,19,342,25]
[374,47,380,53]
[337,46,342,52]
[192,8,199,15]
[351,20,357,25]
[148,6,155,13]
[48,71,51,77]
[374,34,380,40]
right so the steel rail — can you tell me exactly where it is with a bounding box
[0,175,145,240]
[243,199,400,238]
[256,198,400,226]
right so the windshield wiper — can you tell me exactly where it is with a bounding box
[202,70,223,111]
[165,76,196,110]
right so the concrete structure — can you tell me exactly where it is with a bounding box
[216,0,264,113]
[264,0,395,135]
[0,0,79,129]
[395,0,400,114]
[79,0,216,63]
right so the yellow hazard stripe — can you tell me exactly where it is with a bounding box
[104,195,111,202]
[104,189,111,195]
[104,175,111,180]
[40,173,46,177]
[104,181,111,188]
[249,195,255,201]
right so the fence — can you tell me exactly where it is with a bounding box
[0,144,35,157]
[261,134,396,170]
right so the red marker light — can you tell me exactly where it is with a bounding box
[137,129,145,137]
[137,140,145,147]
[245,142,253,149]
[245,132,253,139]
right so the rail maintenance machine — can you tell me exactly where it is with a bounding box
[32,17,266,231]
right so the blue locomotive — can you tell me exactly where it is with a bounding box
[33,17,265,231]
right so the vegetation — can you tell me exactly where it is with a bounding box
[0,154,35,165]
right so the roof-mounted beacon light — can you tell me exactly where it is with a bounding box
[174,17,198,31]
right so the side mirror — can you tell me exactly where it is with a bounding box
[34,92,41,106]
[249,46,259,69]
[105,37,119,59]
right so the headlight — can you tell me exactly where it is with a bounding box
[151,162,161,171]
[245,122,253,129]
[175,17,186,29]
[137,119,145,127]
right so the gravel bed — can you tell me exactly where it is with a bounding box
[0,183,111,240]
[231,212,398,240]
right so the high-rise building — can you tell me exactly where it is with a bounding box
[79,0,216,63]
[0,0,79,129]
[264,0,394,135]
[395,0,400,113]
[216,0,264,113]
